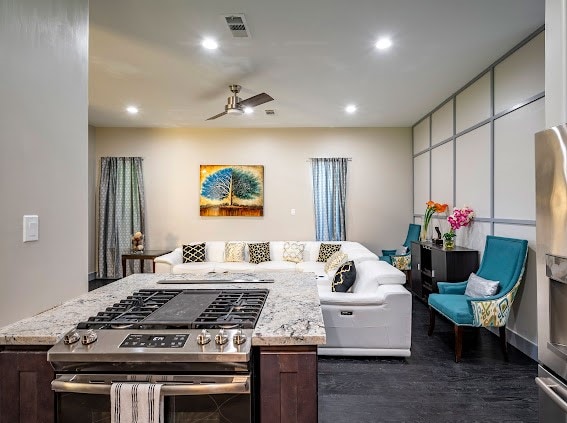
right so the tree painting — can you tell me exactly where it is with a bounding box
[200,165,264,216]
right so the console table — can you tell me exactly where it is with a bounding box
[410,241,479,301]
[122,249,172,277]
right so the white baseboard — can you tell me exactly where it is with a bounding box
[88,271,96,281]
[486,326,537,361]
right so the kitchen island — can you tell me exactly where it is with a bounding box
[0,272,326,423]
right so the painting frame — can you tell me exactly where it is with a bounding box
[199,164,264,217]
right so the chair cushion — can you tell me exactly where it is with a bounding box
[182,243,206,263]
[428,294,474,325]
[332,261,357,292]
[317,243,342,262]
[381,249,397,257]
[225,242,245,262]
[391,254,411,271]
[283,242,305,263]
[464,273,499,298]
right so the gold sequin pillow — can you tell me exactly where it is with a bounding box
[225,242,245,262]
[317,243,342,262]
[324,251,348,273]
[248,242,271,264]
[283,242,305,263]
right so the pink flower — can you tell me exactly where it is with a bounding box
[447,206,474,231]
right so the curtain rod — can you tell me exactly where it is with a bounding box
[306,157,352,161]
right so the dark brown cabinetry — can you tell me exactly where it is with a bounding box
[259,346,317,423]
[410,241,479,301]
[0,347,54,423]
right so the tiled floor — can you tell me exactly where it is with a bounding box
[318,295,538,422]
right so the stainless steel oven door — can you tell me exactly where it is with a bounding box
[52,374,251,423]
[537,365,567,422]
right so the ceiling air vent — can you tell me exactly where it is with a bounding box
[223,14,250,38]
[265,110,275,116]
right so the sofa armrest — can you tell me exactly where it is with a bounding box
[153,248,182,273]
[437,281,467,294]
[320,284,409,306]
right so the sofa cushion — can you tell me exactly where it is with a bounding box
[172,262,216,274]
[255,261,297,272]
[296,261,326,277]
[352,260,405,293]
[283,242,305,263]
[318,243,342,262]
[332,261,357,292]
[324,251,348,274]
[182,243,206,263]
[225,242,245,262]
[248,242,271,264]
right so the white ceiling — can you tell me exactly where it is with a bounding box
[89,0,544,128]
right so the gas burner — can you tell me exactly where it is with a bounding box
[75,289,268,330]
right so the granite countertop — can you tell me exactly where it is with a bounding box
[0,272,326,347]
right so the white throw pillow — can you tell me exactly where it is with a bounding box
[283,242,305,263]
[395,245,408,255]
[324,251,348,274]
[464,273,500,298]
[225,242,245,262]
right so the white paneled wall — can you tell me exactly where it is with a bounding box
[412,28,545,356]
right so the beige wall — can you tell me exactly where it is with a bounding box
[0,0,89,327]
[94,127,411,264]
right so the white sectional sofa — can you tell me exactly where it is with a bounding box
[154,241,412,357]
[154,241,378,274]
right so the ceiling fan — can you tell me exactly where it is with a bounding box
[206,85,274,120]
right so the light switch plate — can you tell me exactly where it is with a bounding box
[23,215,39,242]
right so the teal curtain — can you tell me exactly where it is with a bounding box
[311,158,348,241]
[97,157,146,278]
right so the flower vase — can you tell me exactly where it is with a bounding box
[444,237,455,249]
[420,225,428,242]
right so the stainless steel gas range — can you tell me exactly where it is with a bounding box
[47,288,269,423]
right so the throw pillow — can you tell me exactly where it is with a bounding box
[332,261,357,292]
[381,249,397,257]
[324,251,348,273]
[464,273,500,298]
[225,242,245,262]
[317,243,342,262]
[395,245,408,255]
[182,243,206,263]
[248,242,271,264]
[391,254,411,271]
[283,241,305,263]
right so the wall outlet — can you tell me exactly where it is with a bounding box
[291,208,296,216]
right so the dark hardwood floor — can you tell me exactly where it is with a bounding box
[318,295,538,423]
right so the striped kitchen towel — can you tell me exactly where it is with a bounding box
[111,383,163,423]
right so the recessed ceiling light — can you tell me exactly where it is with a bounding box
[243,107,254,114]
[375,37,392,50]
[201,38,219,50]
[345,104,357,114]
[126,106,139,115]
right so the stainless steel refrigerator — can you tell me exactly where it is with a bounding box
[535,123,567,422]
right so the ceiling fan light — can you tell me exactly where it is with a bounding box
[244,107,253,114]
[226,108,243,115]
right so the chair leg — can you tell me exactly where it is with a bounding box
[428,307,435,336]
[499,326,509,361]
[454,325,463,363]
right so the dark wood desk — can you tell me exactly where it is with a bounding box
[122,249,172,276]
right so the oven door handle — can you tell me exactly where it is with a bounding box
[536,376,567,413]
[51,379,250,396]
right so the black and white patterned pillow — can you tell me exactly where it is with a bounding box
[317,243,342,262]
[248,242,271,264]
[183,243,206,263]
[332,261,357,292]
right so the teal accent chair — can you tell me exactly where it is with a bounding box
[379,223,421,266]
[428,235,528,362]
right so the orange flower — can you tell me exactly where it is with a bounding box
[435,203,448,213]
[426,200,435,208]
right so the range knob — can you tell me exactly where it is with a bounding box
[215,329,228,345]
[63,331,80,345]
[81,329,97,345]
[232,329,247,346]
[196,329,211,345]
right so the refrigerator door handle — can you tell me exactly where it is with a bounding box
[536,376,567,413]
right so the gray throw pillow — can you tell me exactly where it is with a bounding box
[464,273,500,298]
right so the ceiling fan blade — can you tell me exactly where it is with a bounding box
[239,93,274,108]
[206,111,227,121]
